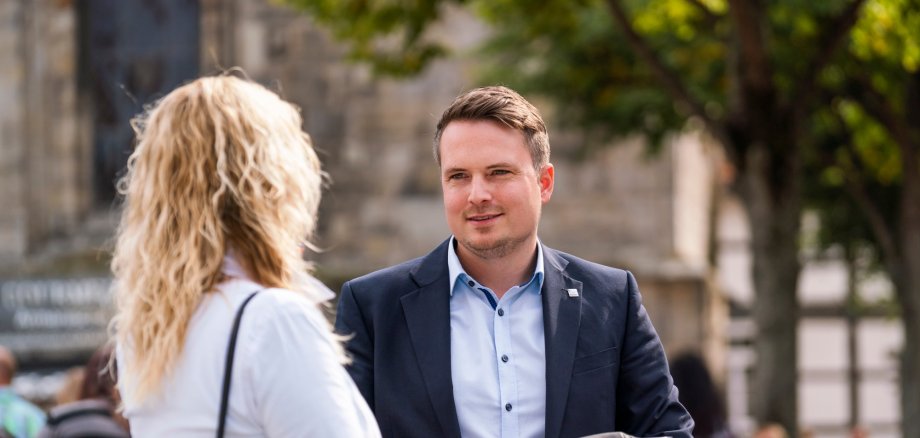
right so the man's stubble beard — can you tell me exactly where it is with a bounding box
[459,232,531,260]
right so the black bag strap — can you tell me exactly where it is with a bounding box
[216,289,263,438]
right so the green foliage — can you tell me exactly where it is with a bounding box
[289,0,920,431]
[468,0,730,153]
[285,0,902,147]
[850,0,920,71]
[284,0,464,76]
[801,0,918,273]
[288,0,916,263]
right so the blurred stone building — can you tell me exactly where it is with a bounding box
[718,197,903,438]
[0,0,723,387]
[3,1,905,436]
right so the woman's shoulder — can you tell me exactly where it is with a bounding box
[237,283,346,373]
[241,282,335,337]
[221,272,332,306]
[212,278,320,316]
[209,275,339,358]
[247,286,326,318]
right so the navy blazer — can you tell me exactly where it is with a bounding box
[335,240,694,438]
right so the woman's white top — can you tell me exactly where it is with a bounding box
[117,255,380,437]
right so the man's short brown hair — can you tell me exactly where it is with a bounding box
[434,86,550,170]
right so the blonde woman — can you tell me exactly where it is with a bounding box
[111,75,380,437]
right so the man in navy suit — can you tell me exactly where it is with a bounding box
[335,86,694,438]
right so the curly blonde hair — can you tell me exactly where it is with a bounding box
[111,75,328,403]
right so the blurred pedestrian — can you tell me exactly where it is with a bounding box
[850,425,869,438]
[753,423,788,438]
[37,344,128,437]
[669,352,733,438]
[0,345,46,438]
[51,368,84,407]
[110,75,379,437]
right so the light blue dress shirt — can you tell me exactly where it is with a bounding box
[448,237,546,438]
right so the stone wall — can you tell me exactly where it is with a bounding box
[0,0,724,362]
[199,0,486,275]
[0,0,29,263]
[195,0,725,360]
[200,0,718,280]
[0,0,87,271]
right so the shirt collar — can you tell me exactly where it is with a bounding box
[447,236,545,296]
[221,249,249,279]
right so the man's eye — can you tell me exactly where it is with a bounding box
[448,173,468,180]
[492,169,511,176]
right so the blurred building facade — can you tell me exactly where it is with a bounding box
[2,2,904,436]
[0,0,723,372]
[719,196,903,438]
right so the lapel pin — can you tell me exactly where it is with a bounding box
[566,288,579,297]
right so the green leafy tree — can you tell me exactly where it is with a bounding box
[289,0,920,435]
[806,2,920,434]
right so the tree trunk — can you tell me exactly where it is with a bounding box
[897,142,920,438]
[892,235,920,438]
[741,141,803,436]
[900,283,920,438]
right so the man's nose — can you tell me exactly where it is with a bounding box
[468,176,493,204]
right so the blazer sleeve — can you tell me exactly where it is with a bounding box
[335,280,376,412]
[615,271,694,438]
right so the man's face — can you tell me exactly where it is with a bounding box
[439,119,554,261]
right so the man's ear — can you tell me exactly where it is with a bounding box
[539,163,555,203]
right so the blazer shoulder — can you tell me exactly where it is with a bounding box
[348,255,423,284]
[548,247,632,293]
[544,245,638,305]
[344,239,451,297]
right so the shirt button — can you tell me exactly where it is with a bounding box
[505,403,512,412]
[467,280,474,287]
[501,354,509,363]
[497,308,504,316]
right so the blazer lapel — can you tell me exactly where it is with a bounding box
[400,240,462,438]
[542,246,583,438]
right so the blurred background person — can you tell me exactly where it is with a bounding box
[51,369,85,409]
[0,345,46,438]
[38,344,128,437]
[753,423,788,438]
[110,75,379,437]
[669,352,733,438]
[849,425,869,438]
